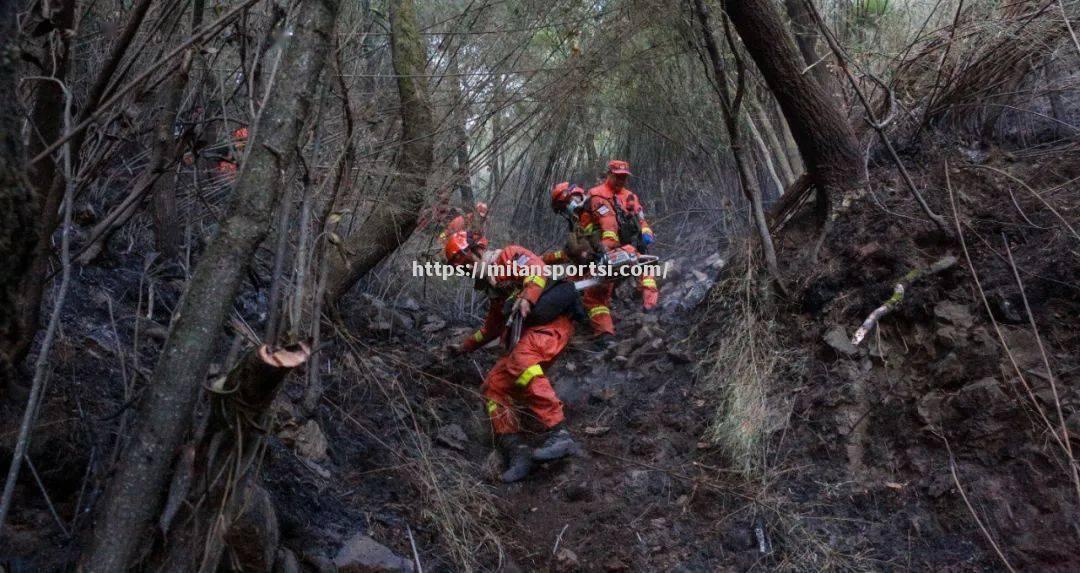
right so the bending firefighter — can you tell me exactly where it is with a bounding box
[445,231,583,482]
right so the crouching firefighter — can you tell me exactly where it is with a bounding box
[444,231,586,482]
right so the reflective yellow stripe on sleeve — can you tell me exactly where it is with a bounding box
[584,223,595,232]
[524,275,547,289]
[472,331,484,342]
[486,400,498,414]
[601,231,619,241]
[588,305,610,318]
[515,364,544,387]
[642,278,657,288]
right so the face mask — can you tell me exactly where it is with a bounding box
[566,195,585,215]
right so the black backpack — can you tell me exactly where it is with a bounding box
[615,197,643,248]
[595,195,642,250]
[501,280,586,327]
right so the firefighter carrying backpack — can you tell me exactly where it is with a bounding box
[613,197,643,249]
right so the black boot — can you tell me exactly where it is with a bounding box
[533,423,578,461]
[498,434,534,483]
[591,333,616,353]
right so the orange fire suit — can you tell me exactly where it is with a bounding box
[461,246,573,435]
[439,212,484,242]
[578,181,658,334]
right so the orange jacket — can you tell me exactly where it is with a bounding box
[462,245,549,352]
[439,213,484,242]
[582,181,653,250]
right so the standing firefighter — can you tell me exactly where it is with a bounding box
[581,160,659,335]
[439,201,489,242]
[445,231,581,482]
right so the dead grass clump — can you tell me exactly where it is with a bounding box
[696,241,787,476]
[408,439,506,572]
[334,329,506,572]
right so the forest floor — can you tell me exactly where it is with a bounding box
[1,142,1078,573]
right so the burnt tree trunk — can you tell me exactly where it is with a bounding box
[77,49,197,264]
[691,0,785,291]
[11,0,155,381]
[80,1,206,263]
[326,0,434,300]
[155,344,310,573]
[783,0,844,103]
[80,0,338,569]
[153,0,204,259]
[25,0,76,201]
[724,0,865,206]
[0,0,39,392]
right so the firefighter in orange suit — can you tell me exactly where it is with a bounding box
[438,202,489,242]
[445,231,578,483]
[579,160,658,335]
[216,126,249,177]
[542,182,590,265]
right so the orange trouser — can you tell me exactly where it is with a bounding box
[640,271,658,309]
[582,273,659,335]
[482,316,573,435]
[583,283,616,336]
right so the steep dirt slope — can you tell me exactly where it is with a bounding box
[737,144,1080,572]
[3,143,1076,573]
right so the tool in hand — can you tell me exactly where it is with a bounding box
[572,251,660,291]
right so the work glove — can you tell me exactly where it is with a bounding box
[513,298,532,321]
[641,230,654,246]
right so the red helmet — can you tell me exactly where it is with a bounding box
[444,230,487,265]
[474,202,489,217]
[550,182,584,213]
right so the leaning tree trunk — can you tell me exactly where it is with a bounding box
[11,0,155,385]
[326,0,434,301]
[748,94,797,185]
[80,0,338,569]
[783,0,844,104]
[79,0,206,263]
[691,0,785,291]
[0,0,40,392]
[724,0,865,207]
